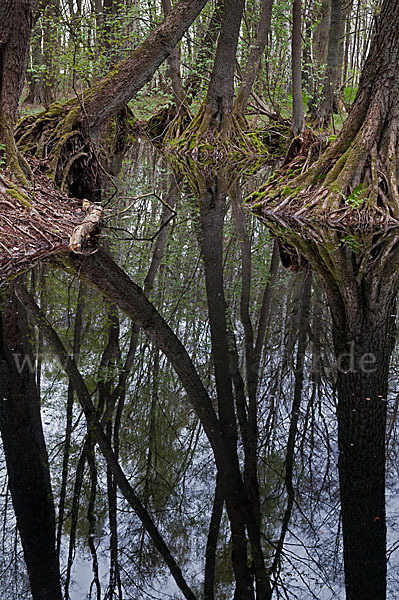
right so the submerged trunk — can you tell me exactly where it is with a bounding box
[0,291,62,600]
[63,245,273,600]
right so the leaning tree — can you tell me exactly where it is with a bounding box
[3,0,209,198]
[248,0,399,225]
[1,2,212,598]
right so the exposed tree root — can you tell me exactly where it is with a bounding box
[258,214,399,294]
[146,104,191,146]
[169,104,268,163]
[167,151,268,199]
[0,160,85,281]
[15,101,137,200]
[247,91,399,227]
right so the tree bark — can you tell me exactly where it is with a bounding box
[0,0,36,181]
[233,0,273,117]
[195,0,246,138]
[291,0,305,136]
[262,225,399,600]
[79,0,208,139]
[185,0,224,102]
[16,0,209,195]
[249,0,399,224]
[161,0,186,110]
[308,0,331,114]
[318,0,342,126]
[324,254,395,600]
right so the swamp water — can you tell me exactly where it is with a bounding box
[1,142,399,599]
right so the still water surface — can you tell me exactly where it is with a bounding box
[1,142,399,599]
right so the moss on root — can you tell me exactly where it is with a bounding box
[6,187,31,208]
[246,126,399,227]
[15,98,137,198]
[168,104,269,165]
[0,113,31,185]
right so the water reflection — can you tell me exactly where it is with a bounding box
[1,149,399,599]
[256,218,399,599]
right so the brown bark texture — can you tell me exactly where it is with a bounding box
[233,0,273,116]
[0,0,35,180]
[290,0,305,136]
[262,223,399,600]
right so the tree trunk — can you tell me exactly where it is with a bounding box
[0,290,62,600]
[318,0,342,127]
[62,246,273,599]
[0,0,35,182]
[308,0,331,114]
[193,0,246,139]
[185,0,224,102]
[161,0,186,110]
[204,474,223,600]
[233,0,273,117]
[260,225,399,600]
[75,0,208,138]
[291,0,305,137]
[42,0,59,108]
[335,330,390,600]
[16,0,209,194]
[24,21,44,105]
[200,180,258,599]
[18,284,198,600]
[321,246,396,600]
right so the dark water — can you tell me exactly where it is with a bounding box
[1,142,398,599]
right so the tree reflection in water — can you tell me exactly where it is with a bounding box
[1,157,399,599]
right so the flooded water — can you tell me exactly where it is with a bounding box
[1,141,399,599]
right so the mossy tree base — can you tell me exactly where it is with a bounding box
[168,104,268,164]
[15,101,136,201]
[247,69,399,227]
[250,116,399,224]
[146,104,191,146]
[0,113,31,185]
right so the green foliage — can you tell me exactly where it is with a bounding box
[131,90,174,121]
[0,143,6,168]
[343,184,364,209]
[341,233,363,254]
